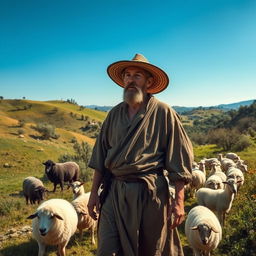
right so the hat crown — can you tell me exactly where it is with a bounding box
[132,53,149,63]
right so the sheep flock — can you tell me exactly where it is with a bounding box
[21,152,248,256]
[185,152,248,255]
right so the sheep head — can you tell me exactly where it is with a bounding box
[191,223,219,245]
[43,160,55,174]
[27,210,63,236]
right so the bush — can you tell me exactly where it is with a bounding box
[231,135,252,151]
[18,120,25,127]
[206,128,240,151]
[34,123,59,140]
[17,129,25,135]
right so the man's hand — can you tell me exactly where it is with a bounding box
[87,191,100,221]
[168,180,185,229]
[168,200,185,229]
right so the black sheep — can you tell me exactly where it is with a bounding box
[43,160,80,192]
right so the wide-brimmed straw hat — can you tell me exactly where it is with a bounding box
[107,53,169,94]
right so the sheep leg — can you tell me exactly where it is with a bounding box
[223,212,226,227]
[53,183,57,192]
[60,181,64,191]
[217,212,223,227]
[91,226,95,245]
[79,229,83,240]
[58,241,67,256]
[38,242,46,256]
[25,196,28,205]
[193,248,201,256]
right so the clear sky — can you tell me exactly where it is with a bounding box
[1,0,255,107]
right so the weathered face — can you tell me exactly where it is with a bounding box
[122,67,153,105]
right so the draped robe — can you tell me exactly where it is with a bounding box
[89,96,194,256]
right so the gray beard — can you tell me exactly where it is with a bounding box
[123,86,144,105]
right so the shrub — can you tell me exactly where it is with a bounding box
[17,129,25,135]
[231,135,252,151]
[34,123,59,140]
[18,120,25,127]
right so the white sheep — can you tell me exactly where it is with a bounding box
[70,181,97,245]
[27,198,78,256]
[236,160,248,173]
[196,178,241,226]
[226,167,244,190]
[208,163,227,182]
[190,170,206,198]
[185,205,222,256]
[198,161,206,175]
[205,175,224,190]
[68,180,85,199]
[225,152,240,162]
[201,158,220,170]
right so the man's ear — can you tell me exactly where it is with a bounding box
[146,77,153,89]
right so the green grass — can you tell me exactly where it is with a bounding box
[1,99,256,255]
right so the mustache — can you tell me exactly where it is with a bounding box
[125,82,139,91]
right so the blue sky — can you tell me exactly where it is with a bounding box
[1,0,255,107]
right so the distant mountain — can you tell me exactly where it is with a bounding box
[85,105,112,112]
[215,99,255,110]
[86,99,256,113]
[173,99,255,114]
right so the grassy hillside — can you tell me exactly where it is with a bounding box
[0,99,255,255]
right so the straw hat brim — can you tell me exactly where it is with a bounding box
[107,60,169,94]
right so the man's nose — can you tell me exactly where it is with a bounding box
[126,76,134,82]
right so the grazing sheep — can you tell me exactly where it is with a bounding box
[23,176,48,205]
[225,152,240,162]
[185,205,222,256]
[205,175,224,190]
[70,181,97,245]
[196,178,241,226]
[43,160,80,192]
[27,198,78,256]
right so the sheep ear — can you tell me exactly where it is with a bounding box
[237,180,243,184]
[81,211,87,216]
[79,182,85,187]
[27,213,38,219]
[42,162,46,165]
[211,226,219,233]
[222,181,228,184]
[54,214,64,220]
[190,226,198,230]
